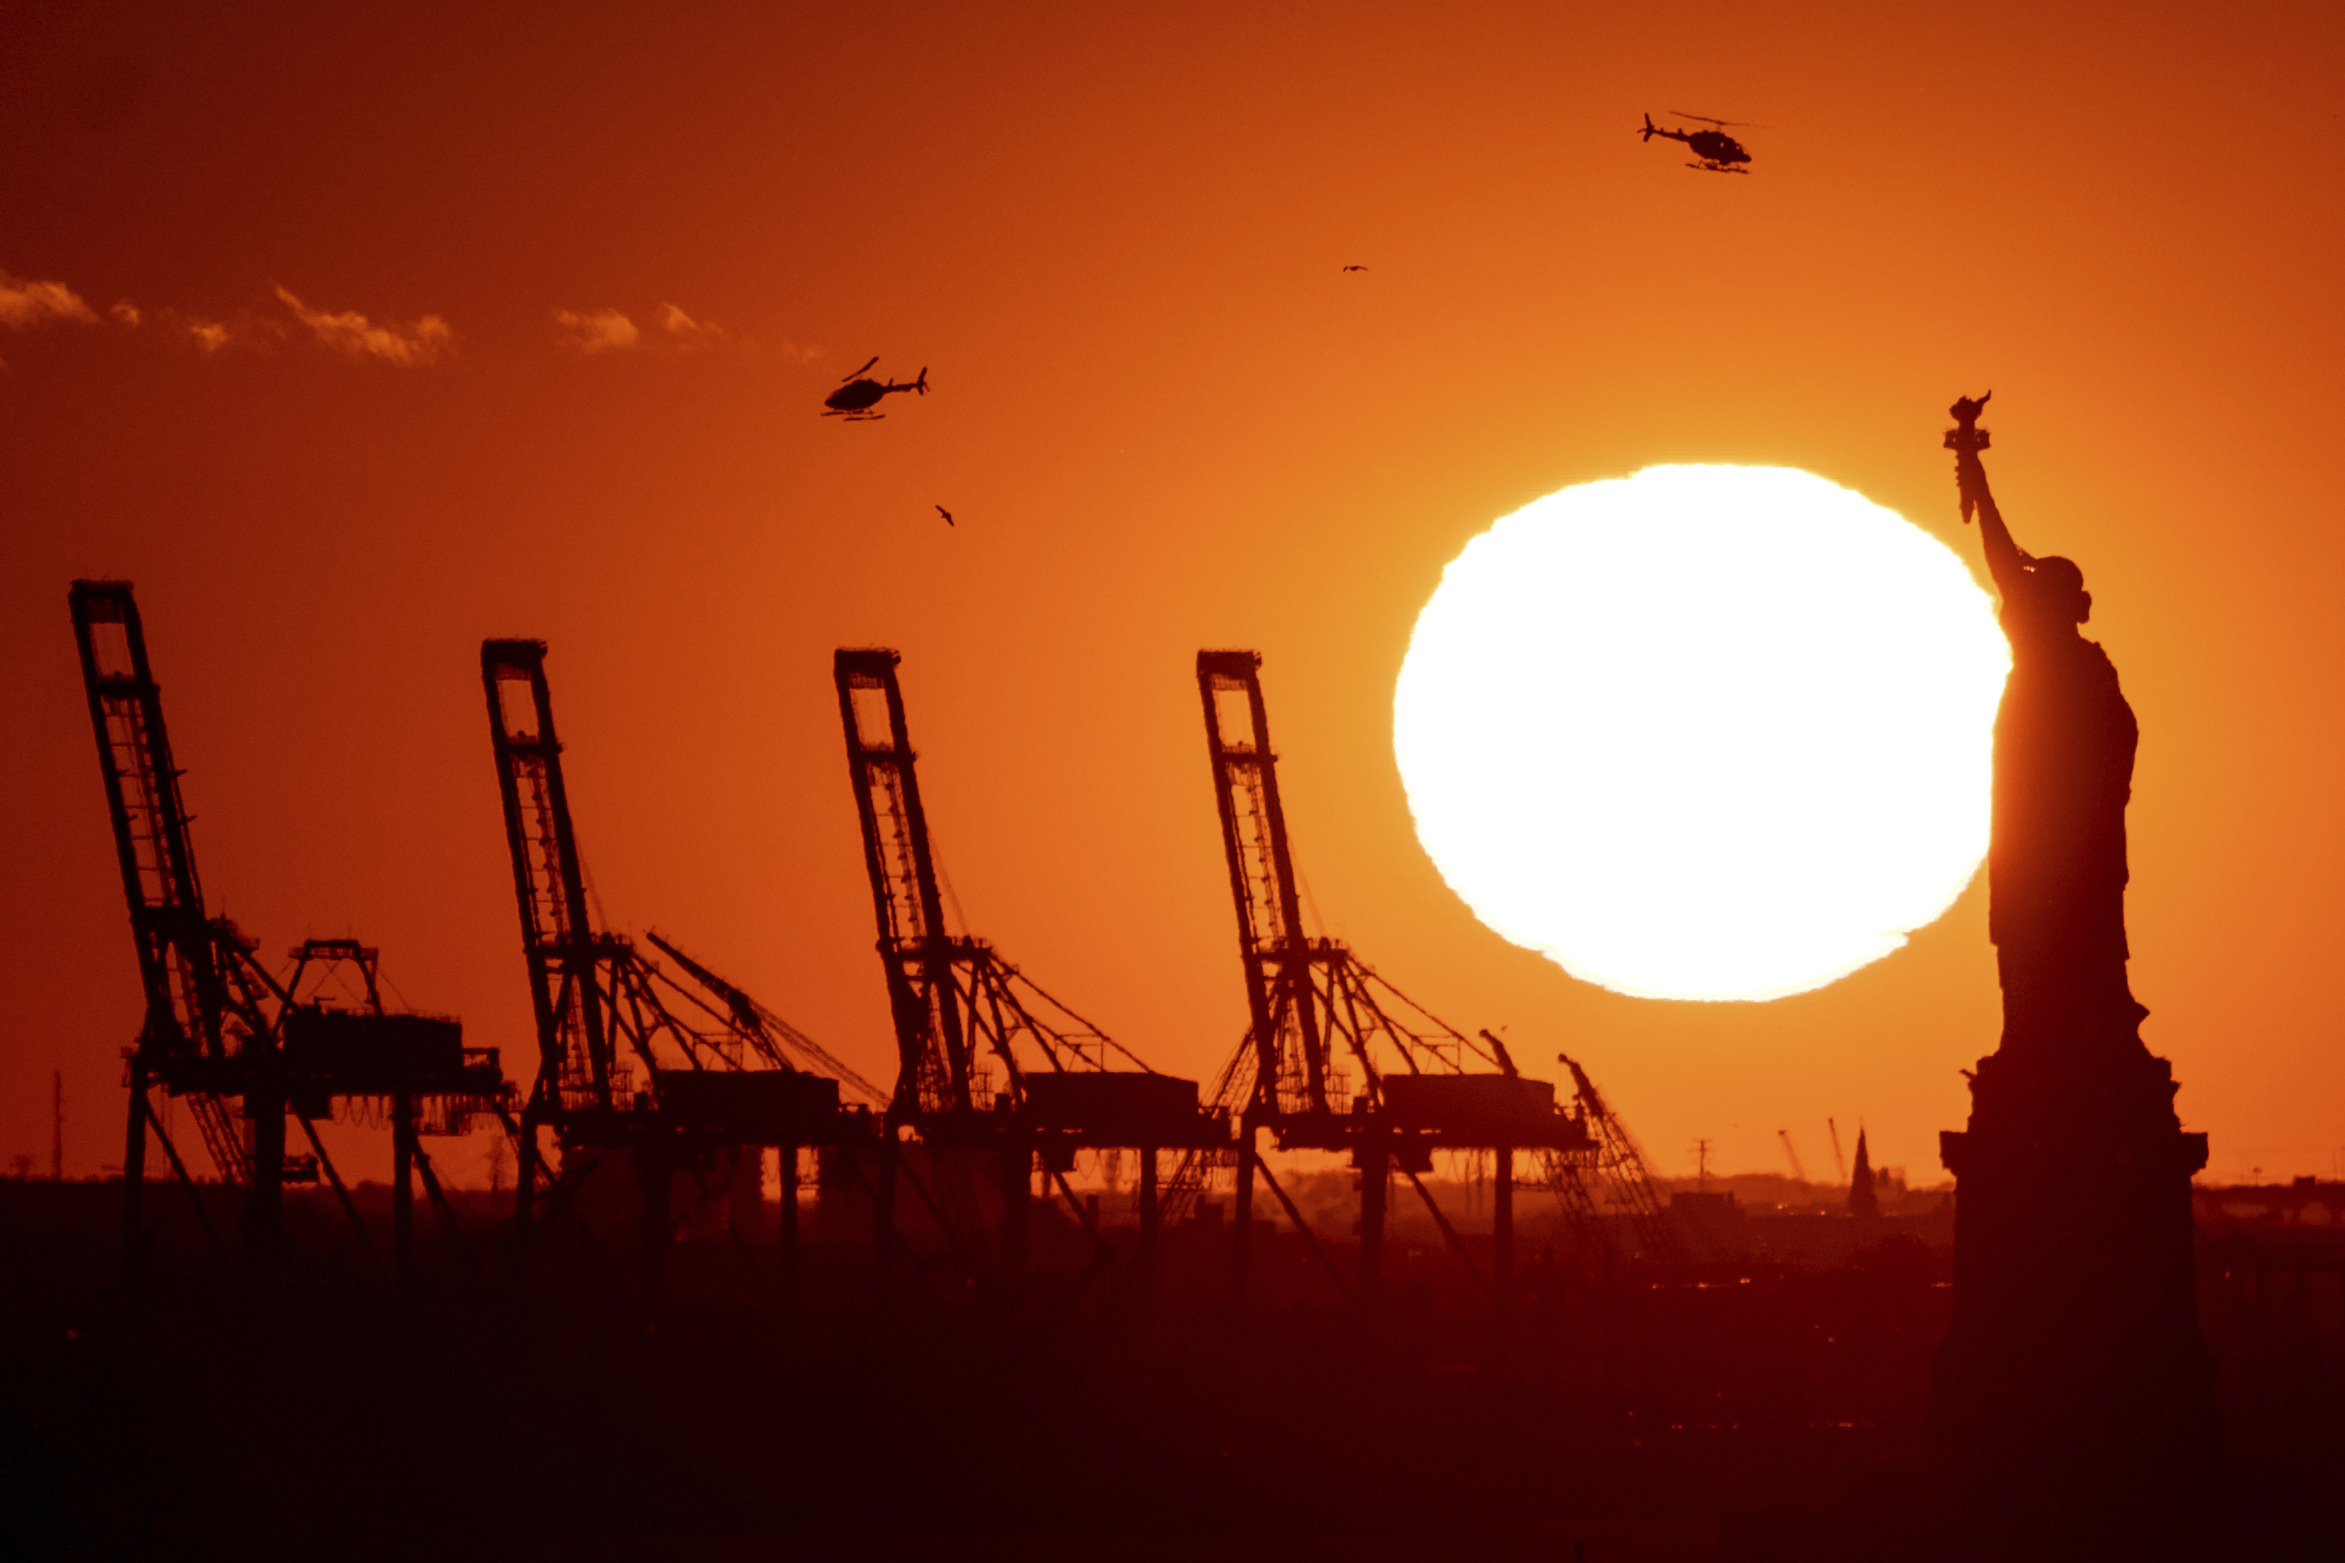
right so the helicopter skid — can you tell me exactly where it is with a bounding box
[1689,161,1749,175]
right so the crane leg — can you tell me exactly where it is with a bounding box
[1231,1124,1256,1304]
[998,1141,1030,1280]
[1359,1144,1388,1305]
[1494,1145,1515,1313]
[636,1132,672,1297]
[779,1144,799,1306]
[121,1060,149,1265]
[1138,1144,1159,1280]
[873,1140,898,1286]
[245,1074,286,1281]
[392,1091,416,1285]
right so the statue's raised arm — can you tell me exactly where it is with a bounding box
[1946,392,2028,597]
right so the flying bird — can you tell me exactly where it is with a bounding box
[936,505,954,527]
[1342,264,1369,272]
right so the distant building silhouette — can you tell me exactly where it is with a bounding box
[1847,1129,1878,1219]
[1931,397,2217,1530]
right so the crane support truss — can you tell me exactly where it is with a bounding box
[1194,650,1601,1303]
[482,639,873,1277]
[73,581,505,1276]
[1557,1052,1685,1268]
[833,648,1222,1280]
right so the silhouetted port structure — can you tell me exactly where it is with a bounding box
[66,588,1679,1314]
[70,580,506,1278]
[834,649,1224,1281]
[482,639,883,1283]
[1194,650,1599,1302]
[1554,1050,1684,1267]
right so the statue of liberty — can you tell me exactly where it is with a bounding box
[1946,393,2146,1058]
[1932,393,2215,1537]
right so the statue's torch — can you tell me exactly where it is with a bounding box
[1944,392,1992,524]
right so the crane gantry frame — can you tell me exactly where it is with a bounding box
[1193,650,1602,1303]
[72,580,504,1279]
[833,647,1223,1283]
[482,638,877,1286]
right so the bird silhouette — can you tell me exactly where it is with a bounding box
[936,505,954,527]
[1342,264,1369,272]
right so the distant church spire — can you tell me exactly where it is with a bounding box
[1848,1128,1880,1219]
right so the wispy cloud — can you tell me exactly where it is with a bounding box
[1,271,824,369]
[657,302,727,346]
[558,299,817,360]
[275,286,452,365]
[554,307,639,353]
[0,272,99,329]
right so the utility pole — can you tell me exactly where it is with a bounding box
[1694,1138,1711,1191]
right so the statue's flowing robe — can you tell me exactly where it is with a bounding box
[1988,575,2144,1053]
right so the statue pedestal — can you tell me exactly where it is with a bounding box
[1933,1043,2218,1507]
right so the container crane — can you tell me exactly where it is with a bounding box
[481,639,877,1287]
[1192,650,1596,1303]
[833,648,1222,1282]
[71,580,503,1277]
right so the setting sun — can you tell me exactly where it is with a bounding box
[1394,466,2011,1002]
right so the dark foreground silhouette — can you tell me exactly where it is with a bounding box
[0,1173,2334,1562]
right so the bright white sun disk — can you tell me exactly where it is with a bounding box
[1393,465,2009,1001]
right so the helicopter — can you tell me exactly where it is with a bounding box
[823,357,929,420]
[1640,112,1757,174]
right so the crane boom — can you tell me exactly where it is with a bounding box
[645,930,889,1108]
[482,639,615,1121]
[70,582,237,1069]
[833,648,978,1115]
[1196,650,1329,1115]
[70,581,283,1256]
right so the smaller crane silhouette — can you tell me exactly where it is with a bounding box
[1778,1128,1810,1186]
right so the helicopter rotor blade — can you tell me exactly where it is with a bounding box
[1669,109,1767,128]
[841,355,879,382]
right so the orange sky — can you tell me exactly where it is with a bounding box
[5,1,2342,1190]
